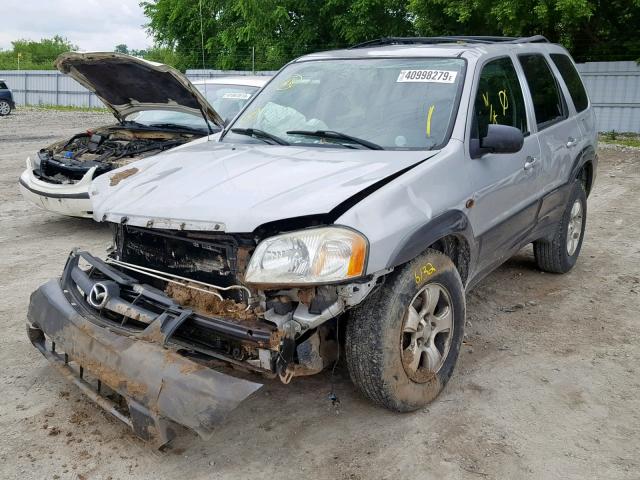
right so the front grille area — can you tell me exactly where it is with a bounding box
[115,226,255,300]
[63,252,275,358]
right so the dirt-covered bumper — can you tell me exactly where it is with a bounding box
[27,276,262,447]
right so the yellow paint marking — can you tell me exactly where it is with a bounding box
[414,263,437,284]
[498,90,509,114]
[426,105,435,137]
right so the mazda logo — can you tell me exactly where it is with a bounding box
[88,283,109,309]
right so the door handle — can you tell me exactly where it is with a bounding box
[524,156,537,170]
[566,137,578,148]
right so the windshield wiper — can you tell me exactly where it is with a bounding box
[231,128,289,145]
[286,130,383,150]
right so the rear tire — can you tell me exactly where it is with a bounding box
[0,100,11,116]
[534,181,587,273]
[345,249,465,411]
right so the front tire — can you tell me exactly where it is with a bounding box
[345,249,465,411]
[0,100,11,116]
[534,181,587,273]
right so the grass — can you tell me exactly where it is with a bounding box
[18,104,109,113]
[599,133,640,148]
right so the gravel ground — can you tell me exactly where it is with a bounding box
[1,107,639,480]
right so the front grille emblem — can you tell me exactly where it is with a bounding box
[88,282,109,309]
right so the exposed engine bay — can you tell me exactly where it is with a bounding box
[34,127,198,184]
[98,224,385,382]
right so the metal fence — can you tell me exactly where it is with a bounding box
[0,70,103,108]
[575,61,640,133]
[1,63,639,132]
[0,69,276,109]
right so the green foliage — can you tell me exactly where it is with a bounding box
[408,0,640,62]
[114,44,130,54]
[141,0,640,70]
[141,0,416,70]
[2,2,638,71]
[142,45,183,65]
[21,104,109,113]
[0,36,77,70]
[599,132,640,147]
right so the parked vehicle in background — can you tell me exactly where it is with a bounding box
[27,36,596,446]
[18,52,269,218]
[0,79,16,116]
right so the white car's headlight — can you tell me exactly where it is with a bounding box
[245,227,368,285]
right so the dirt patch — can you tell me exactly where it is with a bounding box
[75,355,148,400]
[165,282,256,321]
[109,167,139,186]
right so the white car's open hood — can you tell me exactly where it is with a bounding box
[56,52,224,127]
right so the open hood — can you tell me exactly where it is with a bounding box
[90,141,439,232]
[56,52,224,127]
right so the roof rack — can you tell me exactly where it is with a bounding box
[349,35,550,49]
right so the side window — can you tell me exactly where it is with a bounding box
[0,82,7,90]
[518,54,567,129]
[550,53,589,112]
[472,57,528,141]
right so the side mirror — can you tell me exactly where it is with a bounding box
[471,124,524,157]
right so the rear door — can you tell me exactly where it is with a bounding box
[466,55,542,272]
[517,53,582,195]
[549,53,597,153]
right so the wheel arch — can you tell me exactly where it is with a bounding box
[385,210,476,285]
[571,145,596,197]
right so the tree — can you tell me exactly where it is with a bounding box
[0,35,77,69]
[114,44,130,54]
[406,0,640,62]
[141,0,640,70]
[141,0,416,70]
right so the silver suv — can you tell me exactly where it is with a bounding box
[27,36,597,446]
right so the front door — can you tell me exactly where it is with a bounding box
[465,56,542,274]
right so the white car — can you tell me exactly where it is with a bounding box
[19,52,269,218]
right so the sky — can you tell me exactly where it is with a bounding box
[0,0,152,51]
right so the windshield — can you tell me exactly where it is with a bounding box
[225,58,465,150]
[129,83,259,131]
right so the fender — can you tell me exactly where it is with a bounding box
[569,144,597,195]
[386,209,477,270]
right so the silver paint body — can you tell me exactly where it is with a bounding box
[91,41,597,280]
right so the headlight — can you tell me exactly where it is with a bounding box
[245,227,367,285]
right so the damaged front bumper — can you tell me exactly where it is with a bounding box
[27,251,263,447]
[19,158,94,218]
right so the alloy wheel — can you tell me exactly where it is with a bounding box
[401,283,454,382]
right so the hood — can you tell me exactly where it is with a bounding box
[90,142,439,232]
[56,52,223,126]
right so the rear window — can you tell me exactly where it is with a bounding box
[0,82,7,90]
[550,54,589,112]
[518,54,567,129]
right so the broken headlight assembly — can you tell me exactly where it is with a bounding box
[245,227,367,285]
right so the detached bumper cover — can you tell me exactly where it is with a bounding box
[27,276,262,446]
[18,159,92,217]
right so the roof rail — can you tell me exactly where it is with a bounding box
[349,35,550,49]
